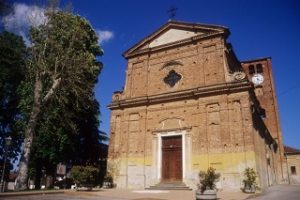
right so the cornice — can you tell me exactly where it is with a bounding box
[152,126,192,134]
[241,57,271,64]
[108,80,251,110]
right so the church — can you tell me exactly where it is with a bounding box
[107,21,285,190]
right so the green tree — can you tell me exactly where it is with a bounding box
[0,31,26,168]
[16,10,103,190]
[29,97,102,189]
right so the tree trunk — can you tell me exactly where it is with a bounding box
[34,160,42,190]
[15,76,42,190]
[46,175,54,189]
[45,165,55,189]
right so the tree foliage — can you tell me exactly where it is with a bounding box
[0,31,26,165]
[28,97,102,189]
[16,10,103,190]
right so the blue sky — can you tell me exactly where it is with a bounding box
[4,0,300,149]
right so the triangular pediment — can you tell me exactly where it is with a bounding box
[148,28,200,48]
[123,21,229,58]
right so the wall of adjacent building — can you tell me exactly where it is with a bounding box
[286,154,300,184]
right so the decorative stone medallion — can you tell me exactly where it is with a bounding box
[233,71,246,81]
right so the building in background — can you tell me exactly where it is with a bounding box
[108,21,285,189]
[284,145,300,184]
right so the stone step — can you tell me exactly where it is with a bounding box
[146,182,192,190]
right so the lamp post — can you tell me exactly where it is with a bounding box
[1,136,12,192]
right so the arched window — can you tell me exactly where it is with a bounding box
[249,65,255,74]
[256,64,263,73]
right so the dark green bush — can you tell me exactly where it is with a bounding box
[70,165,99,186]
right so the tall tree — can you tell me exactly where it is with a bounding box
[16,10,103,190]
[28,96,102,189]
[0,31,26,168]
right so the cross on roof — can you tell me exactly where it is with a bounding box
[167,6,178,20]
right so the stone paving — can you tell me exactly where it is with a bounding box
[3,185,300,200]
[247,185,300,200]
[0,194,122,200]
[1,188,253,200]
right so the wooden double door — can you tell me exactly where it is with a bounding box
[161,135,182,182]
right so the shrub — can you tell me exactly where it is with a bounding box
[104,172,113,183]
[198,167,221,193]
[242,167,257,191]
[70,165,99,187]
[54,178,75,189]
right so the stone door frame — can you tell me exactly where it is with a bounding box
[157,130,186,181]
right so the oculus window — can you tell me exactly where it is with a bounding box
[164,70,181,87]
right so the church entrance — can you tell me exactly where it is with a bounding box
[161,135,182,182]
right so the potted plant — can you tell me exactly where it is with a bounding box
[242,167,258,193]
[196,167,220,200]
[70,165,99,191]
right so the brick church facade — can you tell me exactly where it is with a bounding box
[107,21,285,189]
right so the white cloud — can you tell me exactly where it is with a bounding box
[96,30,114,44]
[2,3,114,46]
[2,3,47,45]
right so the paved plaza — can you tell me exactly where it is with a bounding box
[1,185,300,200]
[248,185,300,200]
[0,188,251,200]
[1,194,120,200]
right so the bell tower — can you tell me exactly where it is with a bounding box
[241,57,285,182]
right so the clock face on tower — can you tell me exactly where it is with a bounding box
[252,74,264,85]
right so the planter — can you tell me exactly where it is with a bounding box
[243,186,255,193]
[196,189,217,200]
